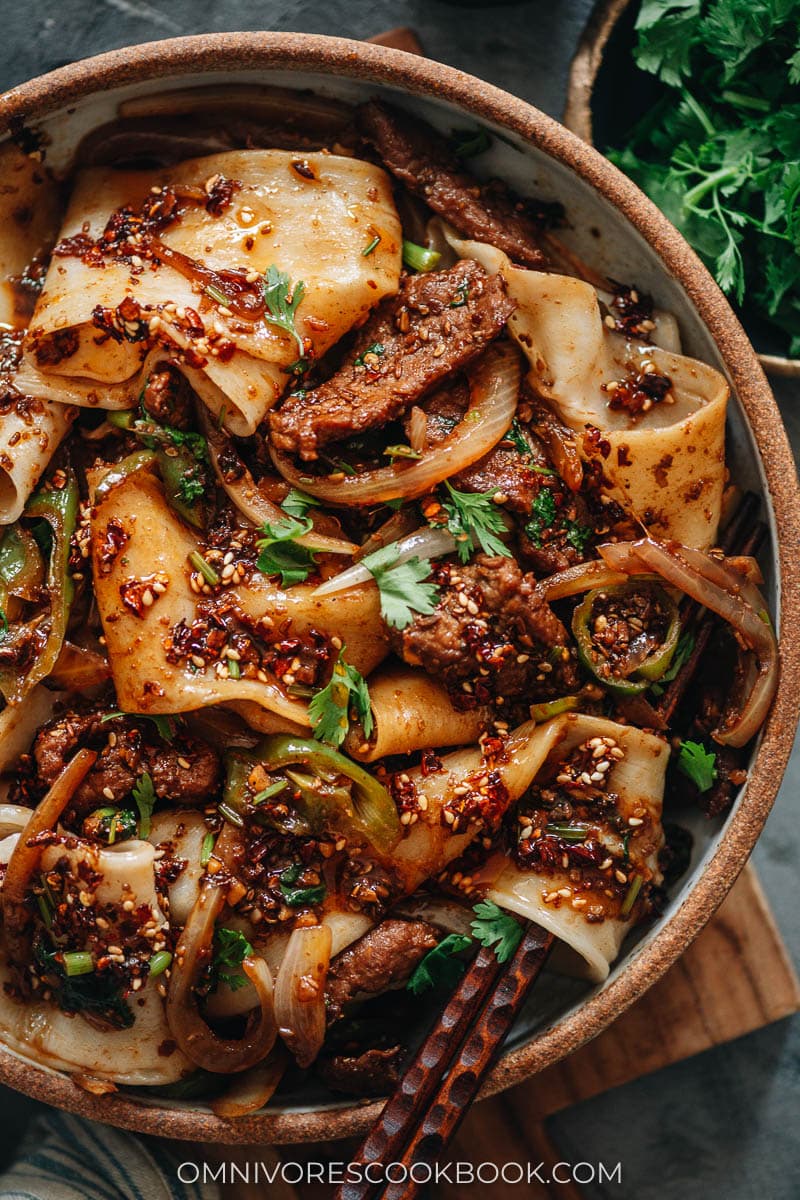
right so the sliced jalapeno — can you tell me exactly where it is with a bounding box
[572,580,680,696]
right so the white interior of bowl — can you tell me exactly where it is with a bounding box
[0,65,778,1118]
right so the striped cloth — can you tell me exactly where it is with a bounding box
[0,1112,220,1200]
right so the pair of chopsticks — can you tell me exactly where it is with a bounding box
[334,924,554,1200]
[334,492,767,1200]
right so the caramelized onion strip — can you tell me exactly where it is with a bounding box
[2,750,97,966]
[274,923,332,1068]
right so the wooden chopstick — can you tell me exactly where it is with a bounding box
[334,923,554,1200]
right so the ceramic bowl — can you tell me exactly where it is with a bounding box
[1,32,798,1144]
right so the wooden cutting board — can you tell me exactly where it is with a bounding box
[207,27,800,1197]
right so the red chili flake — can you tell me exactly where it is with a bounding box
[420,749,443,776]
[97,518,129,577]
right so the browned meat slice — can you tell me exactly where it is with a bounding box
[140,364,196,429]
[269,260,514,460]
[325,919,439,1023]
[358,100,549,269]
[33,707,222,821]
[389,555,578,708]
[318,1045,405,1096]
[454,425,552,516]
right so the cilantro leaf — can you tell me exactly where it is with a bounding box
[361,544,440,630]
[263,265,306,355]
[650,629,695,696]
[278,865,326,908]
[177,467,206,506]
[354,342,385,367]
[308,649,374,747]
[440,481,511,564]
[212,927,253,992]
[281,488,320,520]
[470,900,523,964]
[524,489,557,547]
[131,772,156,838]
[100,711,176,743]
[677,739,718,793]
[407,934,473,995]
[256,516,316,587]
[565,518,593,554]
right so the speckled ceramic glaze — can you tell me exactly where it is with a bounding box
[1,32,798,1145]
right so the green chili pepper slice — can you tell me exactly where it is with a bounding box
[0,471,79,705]
[0,525,45,601]
[95,450,157,502]
[571,580,680,696]
[223,735,401,855]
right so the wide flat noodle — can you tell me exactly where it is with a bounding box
[444,230,728,549]
[91,469,388,721]
[485,715,668,983]
[18,150,402,434]
[0,835,190,1083]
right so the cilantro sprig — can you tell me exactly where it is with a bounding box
[360,543,440,630]
[677,739,718,793]
[281,488,320,520]
[440,482,511,564]
[524,489,557,547]
[263,265,306,355]
[131,772,156,839]
[407,901,525,996]
[606,0,800,353]
[308,649,373,747]
[256,516,316,587]
[279,865,326,908]
[407,934,473,996]
[212,927,253,992]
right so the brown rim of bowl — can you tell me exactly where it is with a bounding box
[1,31,799,1145]
[563,0,800,379]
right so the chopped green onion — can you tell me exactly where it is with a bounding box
[218,801,244,828]
[545,823,589,842]
[188,551,220,586]
[252,779,289,804]
[148,950,172,978]
[108,410,136,430]
[362,234,381,257]
[37,893,53,928]
[227,658,241,679]
[383,444,422,461]
[205,283,230,306]
[63,951,94,977]
[620,873,643,918]
[402,241,441,272]
[200,831,215,865]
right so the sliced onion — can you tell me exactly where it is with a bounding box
[2,750,96,967]
[274,923,332,1068]
[313,526,456,599]
[119,84,352,133]
[199,408,355,556]
[407,405,428,453]
[534,559,631,603]
[0,805,34,839]
[166,825,278,1074]
[210,1046,288,1118]
[49,642,111,689]
[270,343,522,506]
[597,538,778,746]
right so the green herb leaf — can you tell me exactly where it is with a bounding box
[177,468,206,506]
[524,489,557,547]
[256,516,316,587]
[677,739,718,793]
[354,342,385,368]
[132,772,156,838]
[440,481,510,564]
[565,519,593,554]
[470,899,523,964]
[362,234,381,257]
[263,265,306,355]
[281,488,320,520]
[360,544,440,631]
[279,864,326,908]
[407,933,473,995]
[308,649,373,747]
[100,710,177,743]
[383,444,422,461]
[212,927,253,992]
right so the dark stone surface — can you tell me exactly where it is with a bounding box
[0,2,797,1195]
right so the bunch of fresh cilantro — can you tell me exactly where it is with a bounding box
[606,0,800,355]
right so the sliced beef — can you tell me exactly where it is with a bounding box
[269,260,514,460]
[33,707,222,822]
[390,555,578,708]
[140,364,195,429]
[318,1045,405,1097]
[358,100,549,270]
[325,919,439,1023]
[454,426,552,516]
